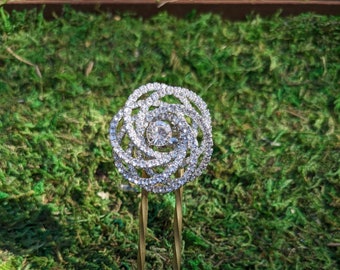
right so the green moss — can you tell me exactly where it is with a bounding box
[0,7,339,269]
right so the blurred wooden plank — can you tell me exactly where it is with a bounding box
[4,0,340,20]
[6,0,340,4]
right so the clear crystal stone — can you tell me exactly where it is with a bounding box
[147,121,172,147]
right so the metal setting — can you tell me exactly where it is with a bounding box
[109,83,213,193]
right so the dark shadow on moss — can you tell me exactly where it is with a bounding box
[0,196,70,267]
[0,195,125,269]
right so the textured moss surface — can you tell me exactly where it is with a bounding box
[0,7,339,269]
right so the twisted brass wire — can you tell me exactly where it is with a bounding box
[137,188,148,270]
[173,169,184,270]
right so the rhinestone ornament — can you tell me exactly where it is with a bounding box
[109,83,213,193]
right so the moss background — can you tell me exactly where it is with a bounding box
[0,6,339,269]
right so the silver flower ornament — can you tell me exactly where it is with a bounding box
[109,83,213,193]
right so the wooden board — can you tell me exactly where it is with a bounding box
[4,0,340,20]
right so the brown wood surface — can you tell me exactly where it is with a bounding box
[4,0,340,20]
[6,0,340,4]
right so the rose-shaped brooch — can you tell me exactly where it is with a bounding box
[109,83,213,269]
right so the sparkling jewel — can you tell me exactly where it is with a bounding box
[147,121,172,147]
[109,83,213,193]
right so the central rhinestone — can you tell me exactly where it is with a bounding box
[147,121,172,147]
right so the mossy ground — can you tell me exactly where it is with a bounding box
[0,6,339,270]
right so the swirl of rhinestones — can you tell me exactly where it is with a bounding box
[109,83,213,193]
